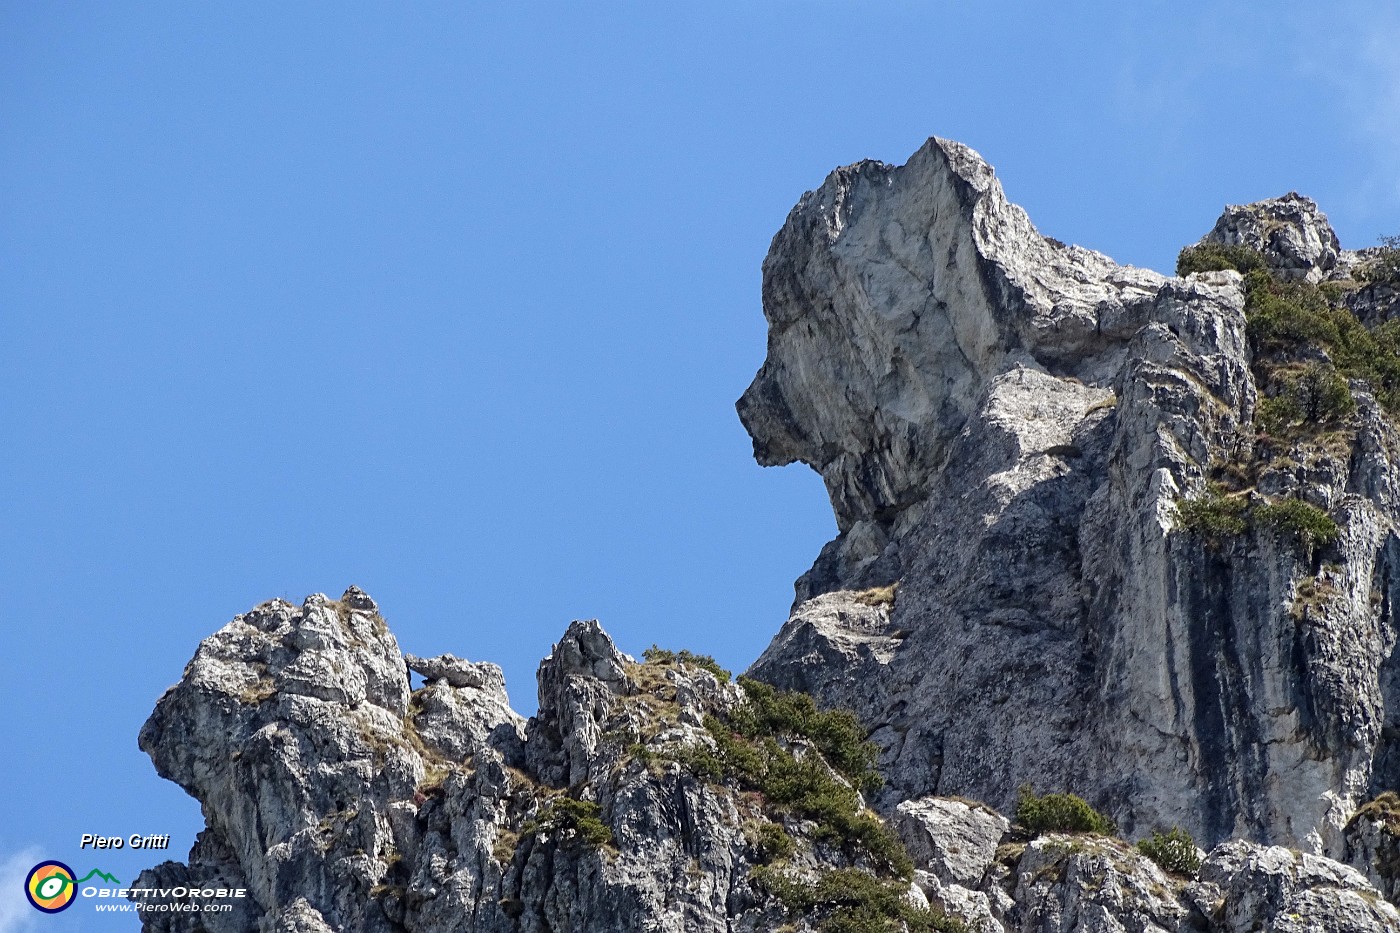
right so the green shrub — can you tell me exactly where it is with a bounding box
[1244,269,1400,413]
[677,678,907,876]
[745,820,795,864]
[1137,827,1202,876]
[1255,363,1355,436]
[752,865,966,933]
[642,646,732,683]
[685,713,911,877]
[1177,243,1268,276]
[735,677,882,793]
[1176,484,1248,538]
[520,798,613,850]
[1360,235,1400,284]
[1015,785,1115,836]
[1255,394,1304,435]
[1255,498,1339,549]
[1288,364,1355,423]
[1245,270,1341,350]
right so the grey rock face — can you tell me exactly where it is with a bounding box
[1201,192,1340,283]
[1344,795,1400,904]
[136,135,1400,930]
[1191,841,1400,933]
[894,796,1008,888]
[994,835,1188,932]
[135,590,860,933]
[139,589,1400,931]
[743,136,1400,861]
[974,835,1400,933]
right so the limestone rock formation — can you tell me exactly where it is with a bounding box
[136,588,931,932]
[135,135,1400,930]
[1203,193,1340,283]
[137,588,1400,932]
[743,135,1400,862]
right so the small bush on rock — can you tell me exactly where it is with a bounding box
[1137,827,1202,876]
[744,820,795,864]
[1176,484,1248,538]
[1360,235,1400,284]
[734,677,882,793]
[752,865,966,933]
[1277,364,1355,425]
[642,646,731,683]
[1255,498,1339,549]
[1176,243,1268,276]
[1244,269,1400,413]
[1015,785,1115,836]
[520,798,613,850]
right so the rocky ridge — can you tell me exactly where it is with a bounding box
[137,588,1399,932]
[135,136,1400,931]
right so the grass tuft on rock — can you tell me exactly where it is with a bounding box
[1255,498,1340,549]
[1176,484,1249,539]
[641,646,732,683]
[851,583,898,608]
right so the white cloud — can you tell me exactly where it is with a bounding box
[0,849,42,933]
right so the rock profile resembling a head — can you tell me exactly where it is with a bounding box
[744,135,1400,865]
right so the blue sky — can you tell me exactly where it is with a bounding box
[2,2,1397,929]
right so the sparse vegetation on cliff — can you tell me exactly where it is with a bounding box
[1175,484,1249,538]
[681,676,905,876]
[520,797,614,850]
[851,583,898,608]
[1176,486,1339,553]
[641,645,732,683]
[752,865,967,933]
[1359,235,1400,284]
[1255,498,1339,548]
[1014,785,1116,836]
[1137,827,1202,876]
[1176,243,1267,276]
[1181,241,1400,416]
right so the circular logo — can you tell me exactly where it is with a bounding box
[25,861,77,913]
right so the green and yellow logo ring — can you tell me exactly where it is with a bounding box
[25,861,77,913]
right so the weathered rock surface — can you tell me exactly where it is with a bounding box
[895,796,1008,888]
[135,589,863,932]
[744,136,1400,864]
[137,135,1400,929]
[1190,841,1400,933]
[138,587,1400,931]
[1203,192,1340,283]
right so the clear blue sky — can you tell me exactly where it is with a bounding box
[2,3,1396,929]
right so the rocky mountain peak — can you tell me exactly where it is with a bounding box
[744,136,1400,864]
[1202,192,1342,283]
[133,137,1400,931]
